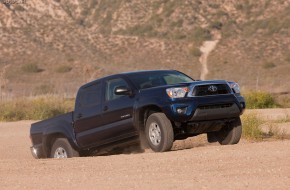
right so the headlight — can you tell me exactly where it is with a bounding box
[166,87,189,98]
[228,82,240,94]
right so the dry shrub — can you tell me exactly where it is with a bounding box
[241,114,264,140]
[55,65,72,73]
[265,123,287,140]
[244,91,276,109]
[21,64,42,73]
[0,96,74,121]
[241,113,289,141]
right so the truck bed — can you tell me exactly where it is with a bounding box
[30,112,74,158]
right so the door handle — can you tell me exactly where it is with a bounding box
[77,114,83,119]
[103,106,108,111]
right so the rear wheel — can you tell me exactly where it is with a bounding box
[207,118,242,145]
[50,138,79,158]
[145,113,174,152]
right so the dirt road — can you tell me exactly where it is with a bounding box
[0,118,290,189]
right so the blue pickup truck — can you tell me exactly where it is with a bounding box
[30,70,245,159]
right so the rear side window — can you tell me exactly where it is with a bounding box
[79,83,101,107]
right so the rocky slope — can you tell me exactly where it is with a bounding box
[1,0,290,97]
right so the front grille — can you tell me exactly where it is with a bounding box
[198,103,233,110]
[192,84,230,96]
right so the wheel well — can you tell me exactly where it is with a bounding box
[45,133,66,157]
[139,105,162,131]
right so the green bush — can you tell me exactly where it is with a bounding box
[221,19,237,38]
[171,32,187,40]
[210,21,223,30]
[123,24,154,37]
[14,5,25,11]
[21,64,42,73]
[191,27,212,44]
[0,96,74,121]
[190,47,202,57]
[263,62,276,69]
[56,65,72,73]
[244,91,276,109]
[163,0,176,17]
[209,3,220,9]
[170,19,183,28]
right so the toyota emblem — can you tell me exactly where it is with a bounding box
[208,85,218,92]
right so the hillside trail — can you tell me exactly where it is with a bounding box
[199,31,221,80]
[0,63,11,98]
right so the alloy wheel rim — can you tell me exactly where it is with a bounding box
[54,147,68,158]
[149,122,161,146]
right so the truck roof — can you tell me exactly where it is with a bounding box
[80,70,178,89]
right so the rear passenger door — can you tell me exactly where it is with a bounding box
[74,82,103,148]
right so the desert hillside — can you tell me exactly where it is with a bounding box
[1,0,290,97]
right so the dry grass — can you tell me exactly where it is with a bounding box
[244,91,277,109]
[21,64,43,73]
[0,96,74,121]
[55,65,72,73]
[241,113,289,141]
[265,123,287,140]
[241,114,264,140]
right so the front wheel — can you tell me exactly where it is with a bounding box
[145,113,174,152]
[50,138,79,158]
[207,117,242,145]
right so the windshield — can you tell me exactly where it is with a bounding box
[126,70,194,90]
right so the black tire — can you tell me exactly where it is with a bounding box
[145,113,174,152]
[210,117,242,145]
[207,132,218,143]
[50,138,79,158]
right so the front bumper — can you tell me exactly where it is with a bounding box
[163,94,245,122]
[190,103,240,121]
[30,144,44,159]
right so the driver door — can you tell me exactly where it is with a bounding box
[100,77,137,143]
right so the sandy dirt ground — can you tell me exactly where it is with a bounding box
[0,109,290,190]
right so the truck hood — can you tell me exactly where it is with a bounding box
[140,80,230,91]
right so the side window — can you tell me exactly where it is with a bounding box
[105,78,129,101]
[79,83,101,107]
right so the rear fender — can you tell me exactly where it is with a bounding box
[42,126,79,157]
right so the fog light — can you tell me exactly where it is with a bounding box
[30,147,39,158]
[176,107,187,114]
[33,147,38,156]
[240,103,244,108]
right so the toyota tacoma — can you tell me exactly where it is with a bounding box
[30,70,245,158]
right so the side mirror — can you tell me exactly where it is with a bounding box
[114,86,132,96]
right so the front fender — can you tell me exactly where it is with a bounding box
[133,95,172,128]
